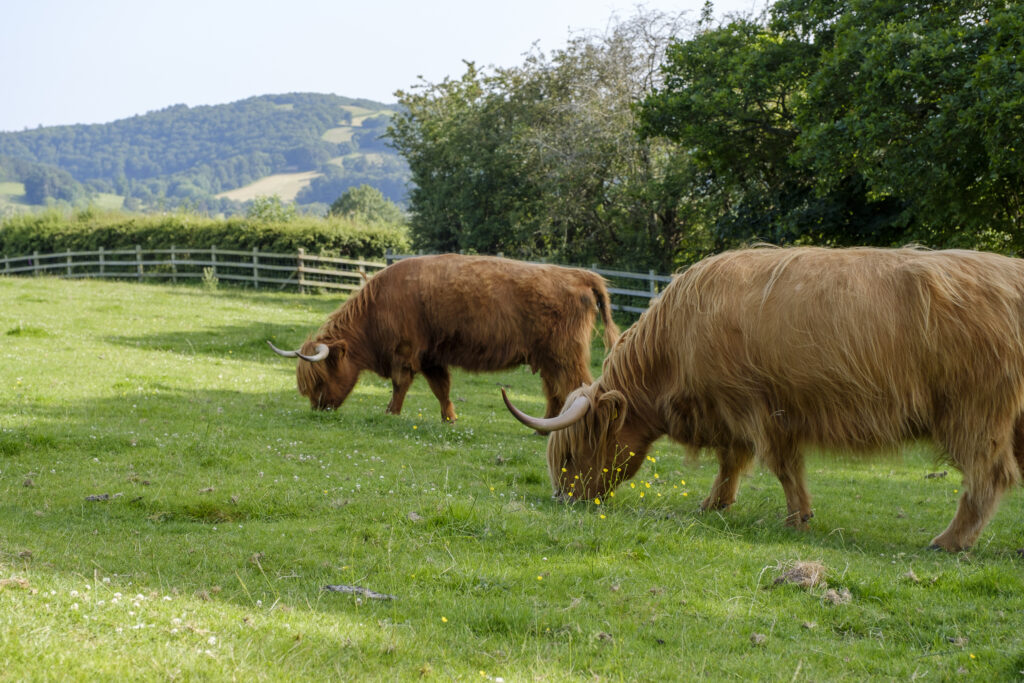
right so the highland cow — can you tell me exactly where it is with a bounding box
[504,246,1024,551]
[270,254,619,422]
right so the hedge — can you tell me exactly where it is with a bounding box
[0,209,410,259]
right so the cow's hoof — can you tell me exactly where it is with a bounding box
[928,542,970,552]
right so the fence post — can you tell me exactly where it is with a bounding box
[385,248,392,266]
[33,250,39,276]
[136,245,143,281]
[98,246,105,276]
[649,270,657,299]
[252,247,259,290]
[66,253,72,277]
[170,245,177,284]
[297,248,306,293]
[210,245,218,280]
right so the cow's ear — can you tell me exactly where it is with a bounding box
[598,390,627,434]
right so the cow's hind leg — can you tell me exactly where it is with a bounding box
[760,435,813,528]
[422,365,457,423]
[930,427,1019,551]
[540,357,592,419]
[701,445,754,512]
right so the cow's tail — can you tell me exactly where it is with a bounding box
[594,281,620,350]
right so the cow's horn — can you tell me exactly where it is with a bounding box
[297,343,330,362]
[267,340,299,358]
[501,388,590,432]
[267,341,330,362]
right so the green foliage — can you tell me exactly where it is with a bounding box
[1,276,1024,679]
[0,208,410,258]
[1,155,86,205]
[245,195,299,223]
[388,12,698,271]
[296,157,409,206]
[328,184,406,225]
[638,0,1024,251]
[785,0,1024,249]
[0,94,408,212]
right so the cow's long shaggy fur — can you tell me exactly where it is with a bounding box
[294,253,619,421]
[542,246,1024,551]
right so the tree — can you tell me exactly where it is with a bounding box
[388,10,696,270]
[328,184,406,224]
[22,166,84,204]
[246,195,297,223]
[639,0,1024,252]
[783,0,1024,250]
[638,7,909,250]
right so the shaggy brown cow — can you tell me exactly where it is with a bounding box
[270,253,619,422]
[504,246,1024,551]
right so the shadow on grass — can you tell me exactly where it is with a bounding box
[104,321,325,362]
[103,315,614,372]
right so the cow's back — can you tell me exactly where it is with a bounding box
[372,254,602,371]
[650,247,1024,448]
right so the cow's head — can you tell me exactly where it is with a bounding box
[268,339,359,410]
[503,384,633,501]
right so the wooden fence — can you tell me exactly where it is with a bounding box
[0,246,673,314]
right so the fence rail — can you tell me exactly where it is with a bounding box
[0,247,672,314]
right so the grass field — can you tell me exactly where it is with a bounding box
[1,276,1023,680]
[0,182,28,215]
[215,171,321,203]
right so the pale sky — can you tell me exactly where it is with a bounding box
[0,0,766,133]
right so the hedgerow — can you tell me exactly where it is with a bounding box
[0,208,410,258]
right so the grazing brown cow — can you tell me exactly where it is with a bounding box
[504,246,1024,551]
[270,253,619,422]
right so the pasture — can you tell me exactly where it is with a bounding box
[1,276,1023,680]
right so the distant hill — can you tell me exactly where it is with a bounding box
[0,93,409,215]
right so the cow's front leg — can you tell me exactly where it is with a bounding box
[422,365,457,423]
[386,365,414,415]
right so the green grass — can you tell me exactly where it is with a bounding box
[1,276,1023,680]
[0,182,25,198]
[0,182,29,215]
[91,193,125,210]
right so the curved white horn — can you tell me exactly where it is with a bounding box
[267,340,299,358]
[296,343,330,363]
[501,388,591,432]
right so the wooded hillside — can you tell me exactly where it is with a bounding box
[0,93,408,214]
